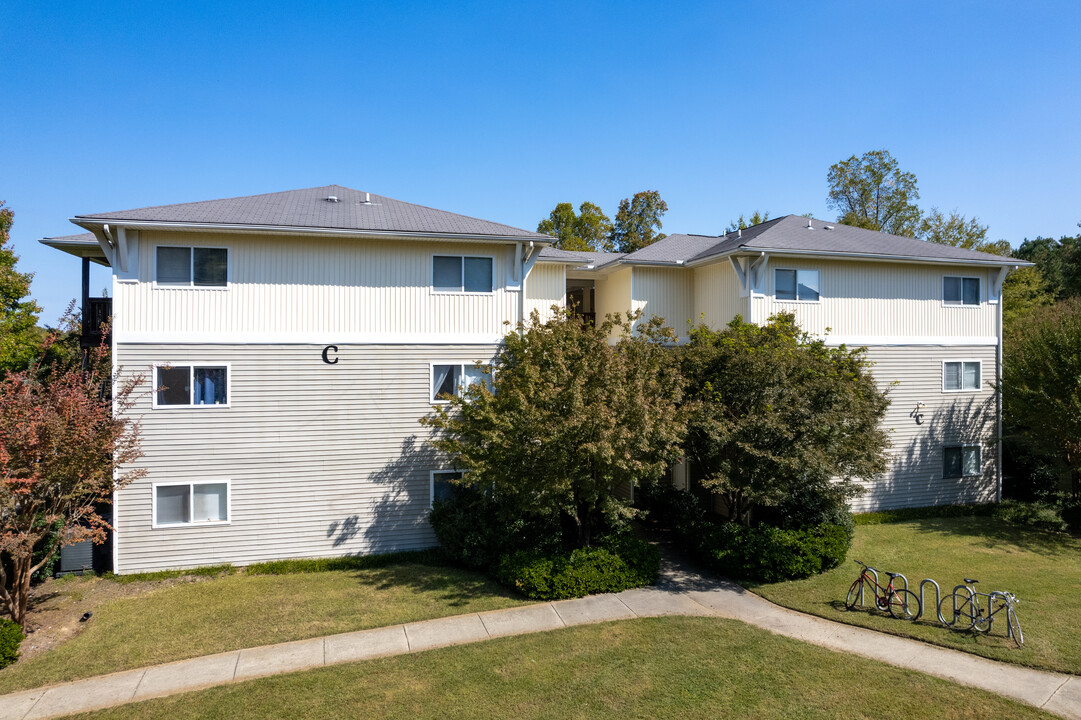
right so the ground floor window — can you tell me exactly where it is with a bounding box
[154,481,230,526]
[155,364,229,407]
[943,445,981,478]
[430,470,464,507]
[431,363,487,402]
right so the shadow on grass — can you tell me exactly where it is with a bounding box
[354,564,520,608]
[899,516,1079,557]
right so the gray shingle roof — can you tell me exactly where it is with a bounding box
[538,247,624,268]
[74,185,550,240]
[622,215,1026,266]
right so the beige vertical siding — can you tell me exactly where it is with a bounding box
[631,267,695,339]
[113,343,498,573]
[850,344,999,512]
[692,262,745,331]
[525,262,566,323]
[749,258,997,341]
[594,266,633,324]
[115,231,526,341]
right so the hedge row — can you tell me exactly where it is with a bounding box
[497,536,660,601]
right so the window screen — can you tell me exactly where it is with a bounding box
[157,366,192,406]
[156,247,192,284]
[463,257,493,292]
[775,269,819,301]
[433,256,462,291]
[943,446,980,478]
[156,485,191,525]
[775,269,797,300]
[432,471,463,505]
[944,276,980,305]
[193,248,228,286]
[944,362,980,391]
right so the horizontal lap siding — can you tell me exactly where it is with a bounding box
[114,343,498,574]
[850,345,998,512]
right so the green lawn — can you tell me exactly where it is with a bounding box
[755,516,1081,675]
[67,617,1052,720]
[0,562,525,694]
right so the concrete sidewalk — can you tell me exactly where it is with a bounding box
[1,570,1078,720]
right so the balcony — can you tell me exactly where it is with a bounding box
[82,297,111,348]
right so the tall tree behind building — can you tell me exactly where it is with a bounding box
[0,202,43,376]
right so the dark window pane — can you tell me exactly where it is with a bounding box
[433,256,462,291]
[943,447,963,478]
[156,485,190,524]
[797,270,820,301]
[193,248,228,286]
[944,276,962,303]
[157,247,191,284]
[157,366,191,405]
[963,277,980,305]
[432,471,463,504]
[194,367,227,405]
[775,269,797,300]
[463,257,493,292]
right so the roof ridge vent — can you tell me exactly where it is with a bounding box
[325,195,340,203]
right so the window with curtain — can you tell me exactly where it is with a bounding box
[431,255,493,293]
[774,268,820,301]
[154,482,229,526]
[943,276,980,305]
[155,365,228,406]
[431,363,489,402]
[156,246,228,287]
[943,446,981,478]
[943,361,981,391]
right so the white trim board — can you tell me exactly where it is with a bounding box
[819,335,998,347]
[115,331,506,345]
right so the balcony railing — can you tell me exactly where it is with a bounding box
[82,297,111,348]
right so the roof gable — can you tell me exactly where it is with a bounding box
[74,185,549,240]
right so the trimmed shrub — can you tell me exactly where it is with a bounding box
[497,536,660,600]
[0,618,23,669]
[854,503,994,526]
[1062,502,1081,535]
[428,486,560,571]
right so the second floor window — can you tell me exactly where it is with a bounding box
[432,255,493,293]
[156,365,228,407]
[157,246,228,287]
[944,361,981,391]
[943,276,980,305]
[775,268,820,302]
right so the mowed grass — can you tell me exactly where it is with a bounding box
[0,563,526,694]
[756,516,1081,674]
[67,617,1053,720]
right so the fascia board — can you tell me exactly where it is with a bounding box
[686,245,1032,269]
[70,218,553,246]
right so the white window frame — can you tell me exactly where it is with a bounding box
[942,275,981,307]
[429,362,488,403]
[430,470,465,509]
[152,480,232,528]
[942,445,982,478]
[430,253,496,295]
[152,362,232,409]
[942,360,983,393]
[153,245,231,290]
[773,268,821,303]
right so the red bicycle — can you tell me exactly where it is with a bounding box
[844,560,921,620]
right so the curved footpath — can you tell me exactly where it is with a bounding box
[1,554,1078,720]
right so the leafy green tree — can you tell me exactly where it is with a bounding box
[1015,232,1081,300]
[422,309,686,549]
[611,191,668,253]
[1003,266,1054,328]
[537,201,614,252]
[1001,298,1081,500]
[681,313,891,525]
[826,150,922,237]
[0,203,43,376]
[725,211,771,233]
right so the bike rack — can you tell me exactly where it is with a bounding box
[854,565,880,607]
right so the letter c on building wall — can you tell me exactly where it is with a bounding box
[322,345,339,364]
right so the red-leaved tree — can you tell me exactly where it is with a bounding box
[0,334,143,627]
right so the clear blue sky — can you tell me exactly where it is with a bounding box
[3,1,1079,322]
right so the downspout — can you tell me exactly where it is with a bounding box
[995,266,1013,504]
[517,241,537,331]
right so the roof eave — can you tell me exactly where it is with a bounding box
[686,245,1033,268]
[70,218,553,245]
[39,237,110,265]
